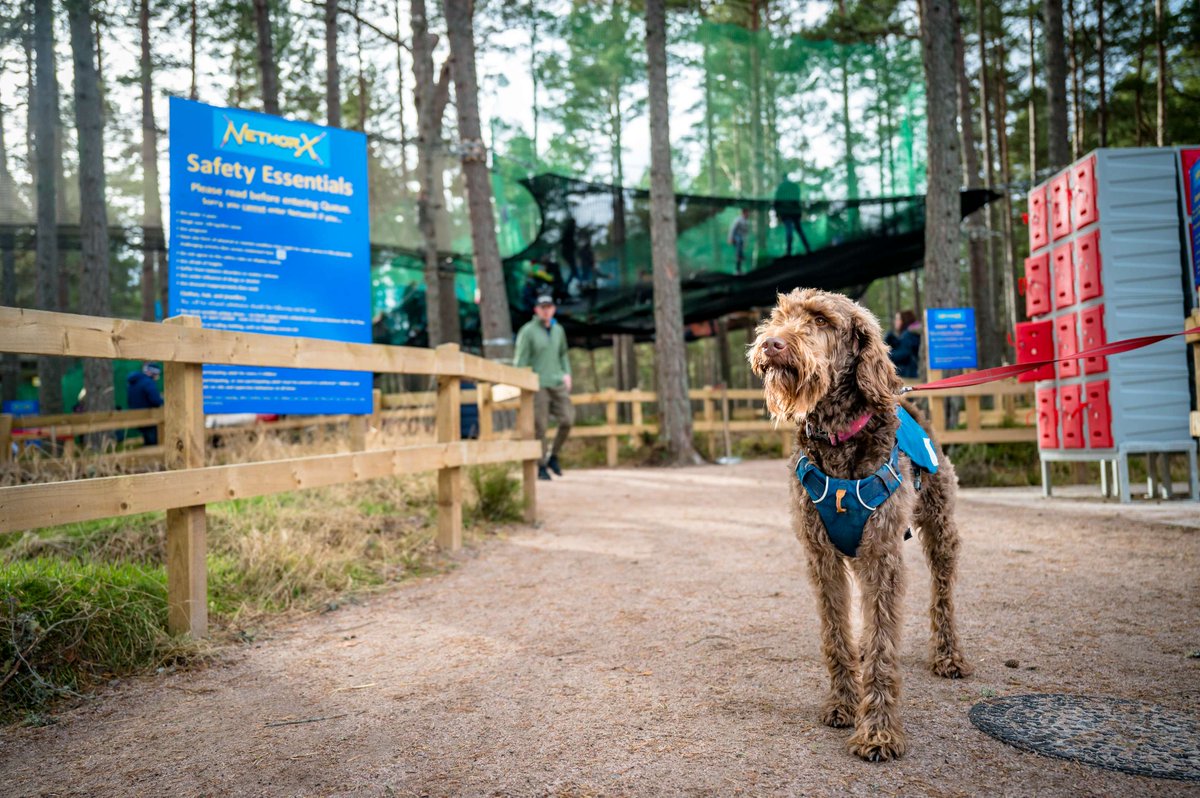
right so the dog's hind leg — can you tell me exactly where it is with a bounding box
[804,540,858,728]
[914,465,973,679]
[847,538,908,762]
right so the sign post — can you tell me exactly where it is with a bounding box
[925,307,979,371]
[168,98,372,414]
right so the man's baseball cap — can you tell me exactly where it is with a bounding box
[535,294,555,306]
[143,362,162,376]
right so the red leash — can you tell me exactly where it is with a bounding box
[904,325,1200,392]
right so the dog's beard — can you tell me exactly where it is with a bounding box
[760,364,827,422]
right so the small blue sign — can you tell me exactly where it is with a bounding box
[169,98,371,414]
[2,399,39,417]
[926,307,979,370]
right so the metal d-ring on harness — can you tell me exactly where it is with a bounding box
[794,406,939,557]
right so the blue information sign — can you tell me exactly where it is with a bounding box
[925,308,978,370]
[168,98,371,414]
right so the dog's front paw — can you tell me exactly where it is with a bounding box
[819,697,856,728]
[847,723,907,762]
[931,650,973,679]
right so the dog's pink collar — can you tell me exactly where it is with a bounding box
[806,412,873,445]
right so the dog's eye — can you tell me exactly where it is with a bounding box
[812,315,827,327]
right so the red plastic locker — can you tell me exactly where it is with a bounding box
[1075,228,1103,301]
[1085,381,1114,448]
[1024,252,1052,317]
[1079,305,1108,374]
[1049,173,1071,241]
[1071,155,1098,230]
[1015,320,1056,382]
[1053,243,1075,309]
[1036,387,1059,449]
[1059,385,1085,449]
[1056,312,1080,378]
[1028,185,1048,250]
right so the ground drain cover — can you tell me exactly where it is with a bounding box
[969,694,1200,781]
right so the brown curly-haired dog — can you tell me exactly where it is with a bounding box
[748,288,972,762]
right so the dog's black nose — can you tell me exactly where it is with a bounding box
[762,337,787,358]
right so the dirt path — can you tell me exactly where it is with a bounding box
[3,460,1199,797]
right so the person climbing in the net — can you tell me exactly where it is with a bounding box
[727,208,751,274]
[774,174,811,256]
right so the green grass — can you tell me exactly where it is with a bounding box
[0,472,474,721]
[0,558,196,723]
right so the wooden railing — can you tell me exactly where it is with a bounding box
[2,374,1036,471]
[0,306,541,637]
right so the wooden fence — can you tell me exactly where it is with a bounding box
[0,306,542,638]
[2,370,1037,471]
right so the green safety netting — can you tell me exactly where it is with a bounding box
[370,24,949,348]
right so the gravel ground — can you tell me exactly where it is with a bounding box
[3,459,1199,797]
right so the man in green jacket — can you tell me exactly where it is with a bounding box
[515,294,574,480]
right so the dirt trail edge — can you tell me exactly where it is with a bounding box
[3,460,1198,797]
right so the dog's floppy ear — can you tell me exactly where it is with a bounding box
[850,307,902,410]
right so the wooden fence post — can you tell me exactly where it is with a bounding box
[927,370,947,436]
[435,344,463,551]
[703,387,716,458]
[965,394,982,436]
[605,389,619,467]
[518,388,537,522]
[630,399,643,449]
[478,381,493,441]
[0,413,11,463]
[164,315,207,638]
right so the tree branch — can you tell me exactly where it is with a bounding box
[299,0,411,52]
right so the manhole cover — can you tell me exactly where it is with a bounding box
[969,694,1200,781]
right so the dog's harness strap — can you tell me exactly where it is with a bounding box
[795,407,936,557]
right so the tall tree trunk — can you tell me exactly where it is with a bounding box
[1095,0,1106,146]
[645,0,699,465]
[1028,9,1037,179]
[355,1,366,132]
[411,0,458,345]
[1043,0,1070,169]
[325,0,341,127]
[140,0,163,323]
[919,0,963,309]
[189,0,198,99]
[1154,0,1165,145]
[67,0,113,416]
[956,0,996,366]
[530,2,539,156]
[253,0,279,115]
[0,100,19,403]
[1134,0,1148,146]
[394,0,409,179]
[444,0,514,361]
[996,41,1018,347]
[1067,0,1081,158]
[749,1,767,253]
[33,0,63,414]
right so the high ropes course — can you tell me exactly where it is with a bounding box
[369,168,997,349]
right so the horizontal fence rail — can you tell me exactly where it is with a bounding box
[0,306,541,638]
[3,378,1037,468]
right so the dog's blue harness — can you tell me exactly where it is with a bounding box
[795,407,938,557]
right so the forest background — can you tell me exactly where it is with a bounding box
[0,0,1197,413]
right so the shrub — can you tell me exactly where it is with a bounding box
[468,465,524,524]
[0,559,196,722]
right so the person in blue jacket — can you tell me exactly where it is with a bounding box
[885,310,922,379]
[126,362,164,445]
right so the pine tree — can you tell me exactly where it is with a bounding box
[444,0,513,361]
[646,0,700,465]
[67,0,113,415]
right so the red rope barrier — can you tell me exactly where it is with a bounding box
[906,326,1200,392]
